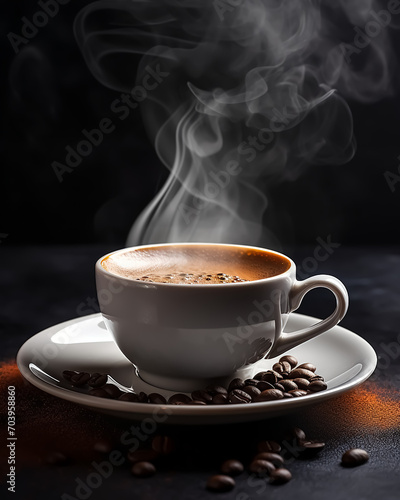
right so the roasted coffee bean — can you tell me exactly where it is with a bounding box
[88,373,108,388]
[118,392,140,402]
[212,394,228,405]
[269,467,292,484]
[93,440,113,454]
[206,474,235,492]
[138,392,148,403]
[103,384,124,399]
[279,380,298,392]
[131,461,156,478]
[291,427,306,441]
[88,388,111,398]
[148,393,167,404]
[152,435,175,455]
[228,378,245,392]
[229,389,252,404]
[45,451,70,466]
[341,448,369,467]
[189,400,207,405]
[288,389,308,397]
[283,392,293,398]
[273,361,292,374]
[257,440,282,453]
[308,381,328,392]
[191,390,213,404]
[127,449,160,464]
[279,355,298,368]
[70,372,91,387]
[310,375,325,382]
[254,371,268,380]
[254,389,284,402]
[299,440,325,454]
[242,385,261,400]
[253,452,284,467]
[292,378,310,390]
[205,385,228,396]
[260,370,283,384]
[168,393,192,405]
[288,368,315,380]
[274,383,285,392]
[62,370,77,381]
[256,380,275,391]
[220,459,244,476]
[244,378,259,387]
[248,459,275,477]
[297,363,316,372]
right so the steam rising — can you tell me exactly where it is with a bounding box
[74,0,397,246]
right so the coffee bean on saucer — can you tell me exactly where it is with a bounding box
[228,378,245,392]
[341,448,369,467]
[244,378,259,387]
[254,389,284,402]
[279,380,298,392]
[191,390,213,404]
[45,451,70,466]
[279,355,298,368]
[88,373,108,388]
[297,440,326,457]
[248,459,275,477]
[62,370,77,382]
[118,392,140,402]
[168,393,192,405]
[257,440,281,453]
[288,368,315,380]
[288,389,308,397]
[283,392,293,398]
[189,400,207,405]
[127,449,160,464]
[212,394,228,405]
[310,375,325,382]
[253,452,284,467]
[220,459,244,476]
[131,461,156,478]
[292,378,310,390]
[254,371,268,380]
[297,363,316,372]
[103,384,124,399]
[308,380,328,392]
[88,388,112,399]
[205,385,228,396]
[256,380,275,391]
[206,474,235,492]
[260,370,283,384]
[241,385,261,400]
[229,389,252,404]
[274,383,285,392]
[138,392,148,403]
[70,372,91,387]
[152,435,175,455]
[269,467,292,484]
[148,393,167,404]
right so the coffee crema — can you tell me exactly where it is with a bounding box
[101,244,291,284]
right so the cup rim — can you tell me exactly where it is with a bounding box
[95,242,295,287]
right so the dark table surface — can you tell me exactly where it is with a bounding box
[1,245,400,500]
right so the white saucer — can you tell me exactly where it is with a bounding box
[17,313,377,425]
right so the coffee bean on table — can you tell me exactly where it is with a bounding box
[254,389,284,402]
[148,393,167,404]
[168,393,192,405]
[206,474,235,492]
[228,378,245,392]
[299,440,325,454]
[257,440,282,453]
[269,467,292,484]
[152,435,175,455]
[288,368,315,380]
[220,459,244,476]
[229,389,252,404]
[248,459,275,477]
[191,390,213,403]
[70,372,91,387]
[308,381,328,392]
[189,400,207,405]
[88,373,108,388]
[127,449,160,464]
[279,355,298,368]
[212,394,228,405]
[297,363,316,372]
[341,448,369,467]
[118,392,140,402]
[253,452,284,467]
[292,378,310,390]
[88,388,112,399]
[131,461,156,478]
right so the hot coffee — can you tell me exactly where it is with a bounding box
[101,244,291,284]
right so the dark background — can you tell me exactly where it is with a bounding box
[2,0,400,249]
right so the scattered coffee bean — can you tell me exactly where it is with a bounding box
[257,440,282,453]
[292,378,310,390]
[70,372,91,387]
[244,378,259,387]
[254,389,284,402]
[118,392,140,402]
[88,373,108,388]
[88,388,112,399]
[297,363,316,372]
[138,392,148,403]
[148,393,167,404]
[288,368,315,380]
[308,381,328,392]
[298,440,326,454]
[152,435,175,455]
[127,449,160,464]
[253,452,284,467]
[206,474,235,492]
[212,394,228,405]
[228,378,245,392]
[191,390,213,404]
[248,459,275,477]
[131,461,156,478]
[103,384,124,399]
[241,385,261,400]
[220,459,244,476]
[279,355,298,368]
[341,448,369,467]
[229,389,252,404]
[269,467,292,484]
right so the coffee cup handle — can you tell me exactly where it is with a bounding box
[268,275,349,358]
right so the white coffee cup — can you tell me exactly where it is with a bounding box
[95,243,348,391]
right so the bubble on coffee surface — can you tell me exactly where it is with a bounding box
[136,272,248,284]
